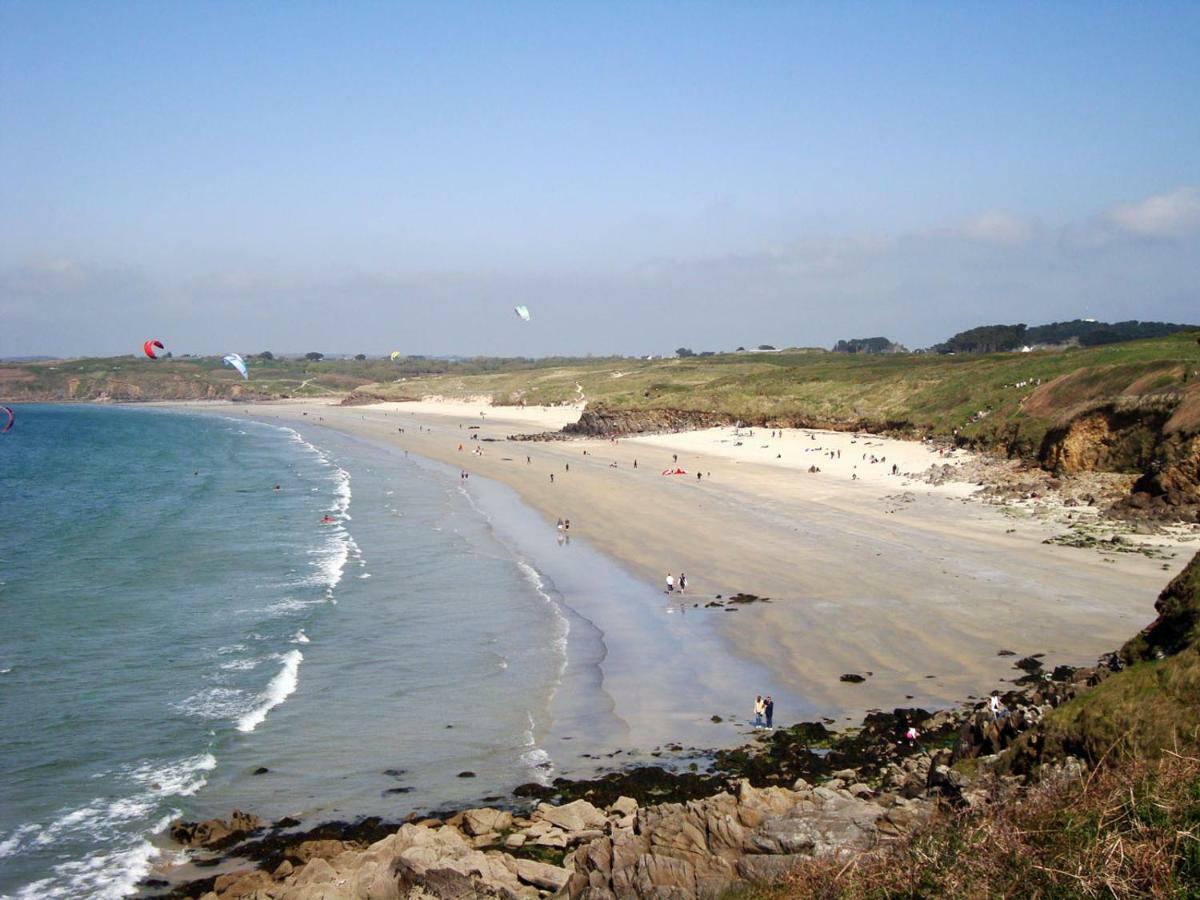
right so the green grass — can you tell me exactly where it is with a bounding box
[348,333,1200,448]
[5,335,1199,454]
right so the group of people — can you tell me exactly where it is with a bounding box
[664,572,687,594]
[753,694,774,728]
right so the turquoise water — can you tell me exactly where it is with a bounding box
[0,406,570,898]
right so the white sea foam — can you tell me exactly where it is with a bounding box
[176,686,249,721]
[520,712,555,785]
[3,754,215,897]
[219,658,261,671]
[517,561,570,662]
[0,823,41,859]
[264,596,321,615]
[292,628,310,644]
[236,649,303,733]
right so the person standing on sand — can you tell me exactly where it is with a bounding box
[678,573,686,593]
[753,696,765,728]
[765,696,774,728]
[665,573,674,594]
[550,473,554,484]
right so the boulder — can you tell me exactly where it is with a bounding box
[503,833,526,850]
[533,800,608,833]
[463,808,514,837]
[289,839,352,864]
[212,869,273,898]
[515,859,570,891]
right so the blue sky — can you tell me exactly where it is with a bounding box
[2,2,1198,357]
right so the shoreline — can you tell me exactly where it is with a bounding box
[129,397,1196,896]
[218,398,1194,717]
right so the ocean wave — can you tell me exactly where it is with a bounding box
[292,628,310,644]
[13,837,161,900]
[1,753,215,898]
[517,561,570,662]
[175,686,250,721]
[219,657,261,672]
[236,649,302,733]
[520,711,554,786]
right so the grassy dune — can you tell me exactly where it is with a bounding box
[350,333,1200,452]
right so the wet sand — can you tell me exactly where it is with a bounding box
[228,398,1190,722]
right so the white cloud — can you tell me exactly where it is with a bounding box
[919,211,1035,247]
[954,211,1034,245]
[1107,186,1200,238]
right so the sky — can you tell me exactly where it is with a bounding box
[2,2,1198,358]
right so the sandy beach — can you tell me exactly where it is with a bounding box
[225,398,1194,725]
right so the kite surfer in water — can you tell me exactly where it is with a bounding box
[321,515,335,524]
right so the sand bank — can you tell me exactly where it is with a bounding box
[227,398,1194,723]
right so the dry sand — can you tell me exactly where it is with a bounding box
[230,398,1195,722]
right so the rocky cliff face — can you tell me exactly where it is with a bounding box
[560,404,913,438]
[10,375,266,403]
[1121,551,1200,663]
[1038,398,1199,521]
[562,406,733,436]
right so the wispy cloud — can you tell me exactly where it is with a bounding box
[1106,186,1200,239]
[949,211,1035,245]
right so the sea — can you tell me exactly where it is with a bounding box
[0,405,579,898]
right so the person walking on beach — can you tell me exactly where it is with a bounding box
[753,695,765,728]
[549,473,554,484]
[765,696,774,728]
[665,573,675,594]
[678,573,687,594]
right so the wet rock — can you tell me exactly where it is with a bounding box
[840,673,866,683]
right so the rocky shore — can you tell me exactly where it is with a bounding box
[149,650,1116,900]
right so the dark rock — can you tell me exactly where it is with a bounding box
[457,771,476,778]
[840,673,866,683]
[252,767,269,776]
[997,649,1016,656]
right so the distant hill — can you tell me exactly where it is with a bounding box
[932,319,1198,355]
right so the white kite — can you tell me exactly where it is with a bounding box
[514,305,531,322]
[222,353,249,380]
